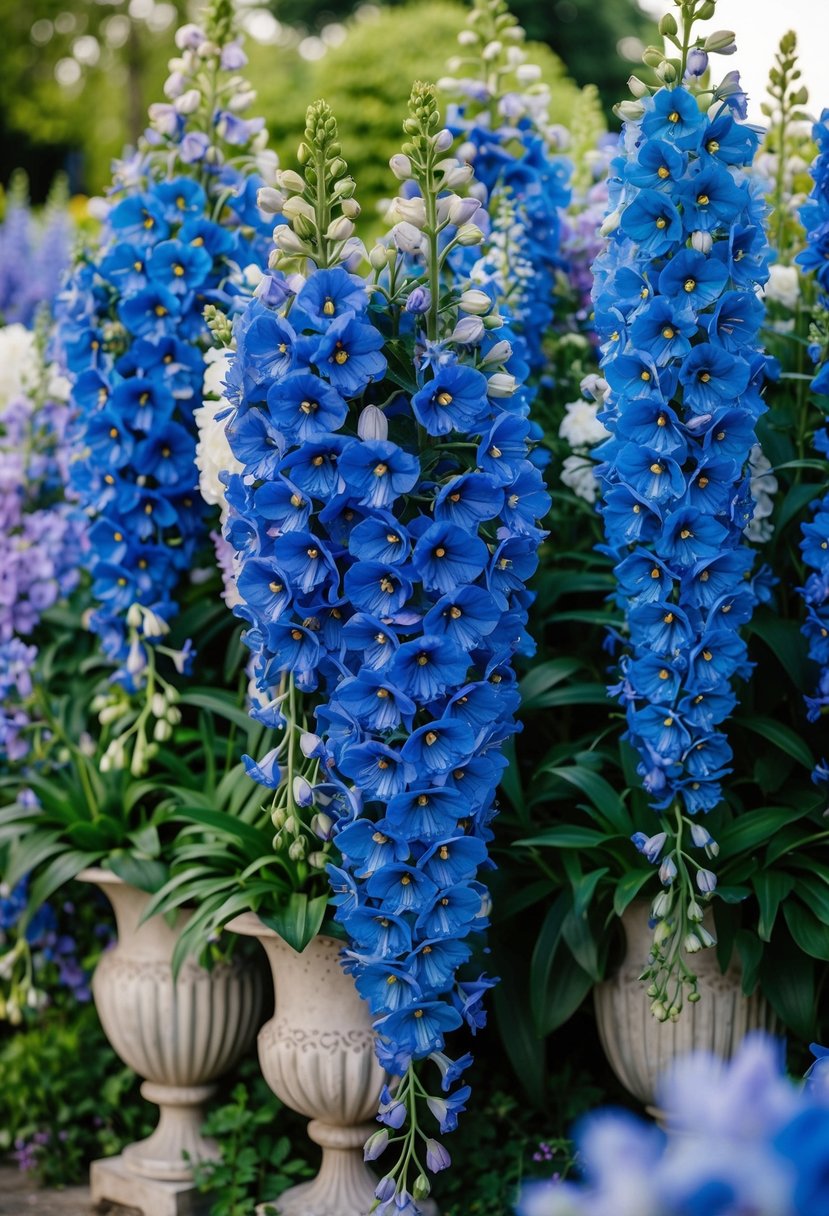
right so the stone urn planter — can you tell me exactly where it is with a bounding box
[80,868,264,1215]
[229,915,388,1216]
[594,900,776,1110]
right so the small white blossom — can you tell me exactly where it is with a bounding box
[558,399,610,450]
[561,454,601,503]
[763,263,800,311]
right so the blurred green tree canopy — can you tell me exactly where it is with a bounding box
[0,0,640,200]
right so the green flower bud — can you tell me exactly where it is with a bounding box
[643,45,665,68]
[659,13,678,35]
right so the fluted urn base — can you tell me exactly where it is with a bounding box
[594,901,777,1108]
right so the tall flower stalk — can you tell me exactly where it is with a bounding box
[53,0,275,774]
[796,109,829,782]
[224,83,547,1210]
[592,0,771,1015]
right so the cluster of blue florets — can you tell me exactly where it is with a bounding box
[797,109,829,765]
[592,84,772,825]
[223,225,548,1187]
[52,18,274,682]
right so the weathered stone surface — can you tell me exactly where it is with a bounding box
[0,1166,142,1216]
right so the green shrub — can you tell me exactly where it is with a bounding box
[250,1,581,225]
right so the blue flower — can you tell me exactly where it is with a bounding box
[412,522,489,594]
[266,370,348,440]
[295,267,368,327]
[339,440,420,509]
[412,364,490,436]
[311,311,387,395]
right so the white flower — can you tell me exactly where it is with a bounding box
[0,324,38,411]
[745,443,778,543]
[763,263,800,311]
[561,454,600,503]
[558,399,610,450]
[194,349,243,516]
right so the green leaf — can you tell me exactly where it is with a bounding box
[516,825,609,849]
[760,936,816,1040]
[179,690,255,733]
[717,806,804,860]
[573,868,610,919]
[562,907,601,982]
[776,480,822,533]
[537,949,593,1037]
[524,683,612,710]
[782,901,829,961]
[533,765,630,834]
[529,896,569,1032]
[259,892,329,953]
[491,949,546,1108]
[752,871,795,941]
[518,658,583,709]
[613,868,654,918]
[745,611,810,693]
[734,929,763,996]
[735,716,814,770]
[107,853,168,894]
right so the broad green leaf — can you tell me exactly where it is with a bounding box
[613,868,654,918]
[537,949,593,1037]
[529,895,570,1032]
[518,658,583,709]
[180,690,255,733]
[107,853,168,894]
[259,892,329,953]
[753,871,795,941]
[562,906,601,982]
[782,901,829,961]
[735,716,814,771]
[516,825,609,849]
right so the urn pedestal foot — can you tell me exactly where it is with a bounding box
[91,1155,211,1216]
[122,1082,220,1181]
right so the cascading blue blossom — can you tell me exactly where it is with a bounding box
[53,0,275,687]
[592,45,772,1010]
[0,325,85,762]
[223,88,547,1210]
[0,174,74,328]
[796,109,829,780]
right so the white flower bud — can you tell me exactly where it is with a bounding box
[151,693,167,719]
[326,216,355,242]
[684,932,702,954]
[487,372,517,398]
[516,63,542,85]
[288,838,306,862]
[704,29,737,53]
[451,316,485,344]
[358,405,388,441]
[153,719,173,743]
[391,222,425,254]
[388,196,427,227]
[691,230,713,254]
[142,609,169,638]
[433,128,454,152]
[282,195,315,221]
[197,39,220,59]
[481,339,513,366]
[126,602,143,629]
[459,289,492,315]
[148,103,180,137]
[307,852,329,870]
[389,153,413,180]
[257,187,284,215]
[448,196,482,226]
[126,638,146,676]
[311,812,335,841]
[627,75,649,98]
[340,197,361,219]
[98,704,121,727]
[274,227,307,254]
[369,244,389,270]
[174,89,201,115]
[457,29,478,46]
[174,23,204,50]
[277,169,306,194]
[482,39,502,60]
[441,163,474,189]
[455,223,484,246]
[615,100,645,122]
[227,89,256,112]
